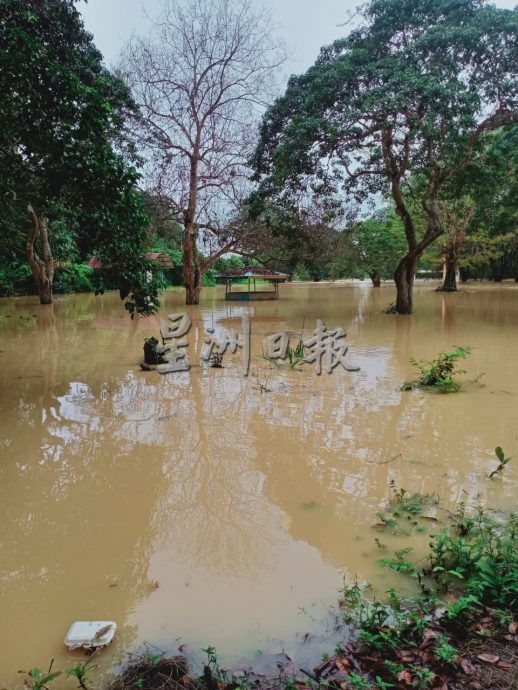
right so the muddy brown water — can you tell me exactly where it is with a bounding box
[0,282,517,687]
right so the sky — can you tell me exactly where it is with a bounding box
[79,0,517,80]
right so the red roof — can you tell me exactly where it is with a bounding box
[88,257,104,269]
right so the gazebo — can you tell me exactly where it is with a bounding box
[215,266,289,301]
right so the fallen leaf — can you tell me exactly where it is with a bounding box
[477,653,500,664]
[92,624,113,641]
[335,658,352,674]
[508,621,518,635]
[504,634,518,644]
[496,660,514,670]
[397,669,413,685]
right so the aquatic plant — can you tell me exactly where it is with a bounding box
[21,667,62,690]
[66,660,93,690]
[489,446,512,478]
[402,346,471,393]
[261,338,306,370]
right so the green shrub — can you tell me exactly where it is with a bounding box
[403,346,471,392]
[54,263,94,293]
[202,269,217,287]
[0,260,33,296]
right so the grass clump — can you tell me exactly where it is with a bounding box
[261,339,306,370]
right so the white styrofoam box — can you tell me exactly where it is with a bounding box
[64,621,116,649]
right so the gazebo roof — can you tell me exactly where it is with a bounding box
[215,266,289,281]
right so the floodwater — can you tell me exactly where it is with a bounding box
[0,282,517,687]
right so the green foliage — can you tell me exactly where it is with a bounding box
[345,672,371,690]
[339,484,518,689]
[261,338,306,370]
[375,483,439,536]
[379,548,419,579]
[434,636,458,667]
[332,212,408,284]
[0,0,159,314]
[252,0,518,313]
[0,259,33,296]
[66,660,92,690]
[22,668,62,690]
[489,446,512,478]
[202,269,217,287]
[406,347,471,393]
[428,510,518,612]
[200,645,230,687]
[54,263,94,293]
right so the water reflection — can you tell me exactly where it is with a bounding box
[0,284,517,685]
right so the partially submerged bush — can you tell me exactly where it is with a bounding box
[402,346,471,393]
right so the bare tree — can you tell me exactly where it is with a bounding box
[119,0,285,304]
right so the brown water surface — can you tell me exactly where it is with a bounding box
[0,282,517,687]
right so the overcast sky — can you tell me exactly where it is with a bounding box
[80,0,517,80]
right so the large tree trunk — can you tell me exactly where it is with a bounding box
[439,257,458,292]
[26,204,54,305]
[394,255,416,314]
[183,224,201,305]
[370,271,381,288]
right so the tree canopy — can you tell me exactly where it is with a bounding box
[252,0,518,312]
[0,0,159,315]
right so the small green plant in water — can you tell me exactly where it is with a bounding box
[261,339,306,370]
[22,668,62,690]
[379,547,419,578]
[66,660,93,690]
[345,672,372,689]
[403,346,471,393]
[489,446,512,478]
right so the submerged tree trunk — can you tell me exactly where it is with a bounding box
[183,224,202,305]
[439,257,458,292]
[394,255,416,315]
[370,271,381,288]
[437,202,472,292]
[26,204,54,304]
